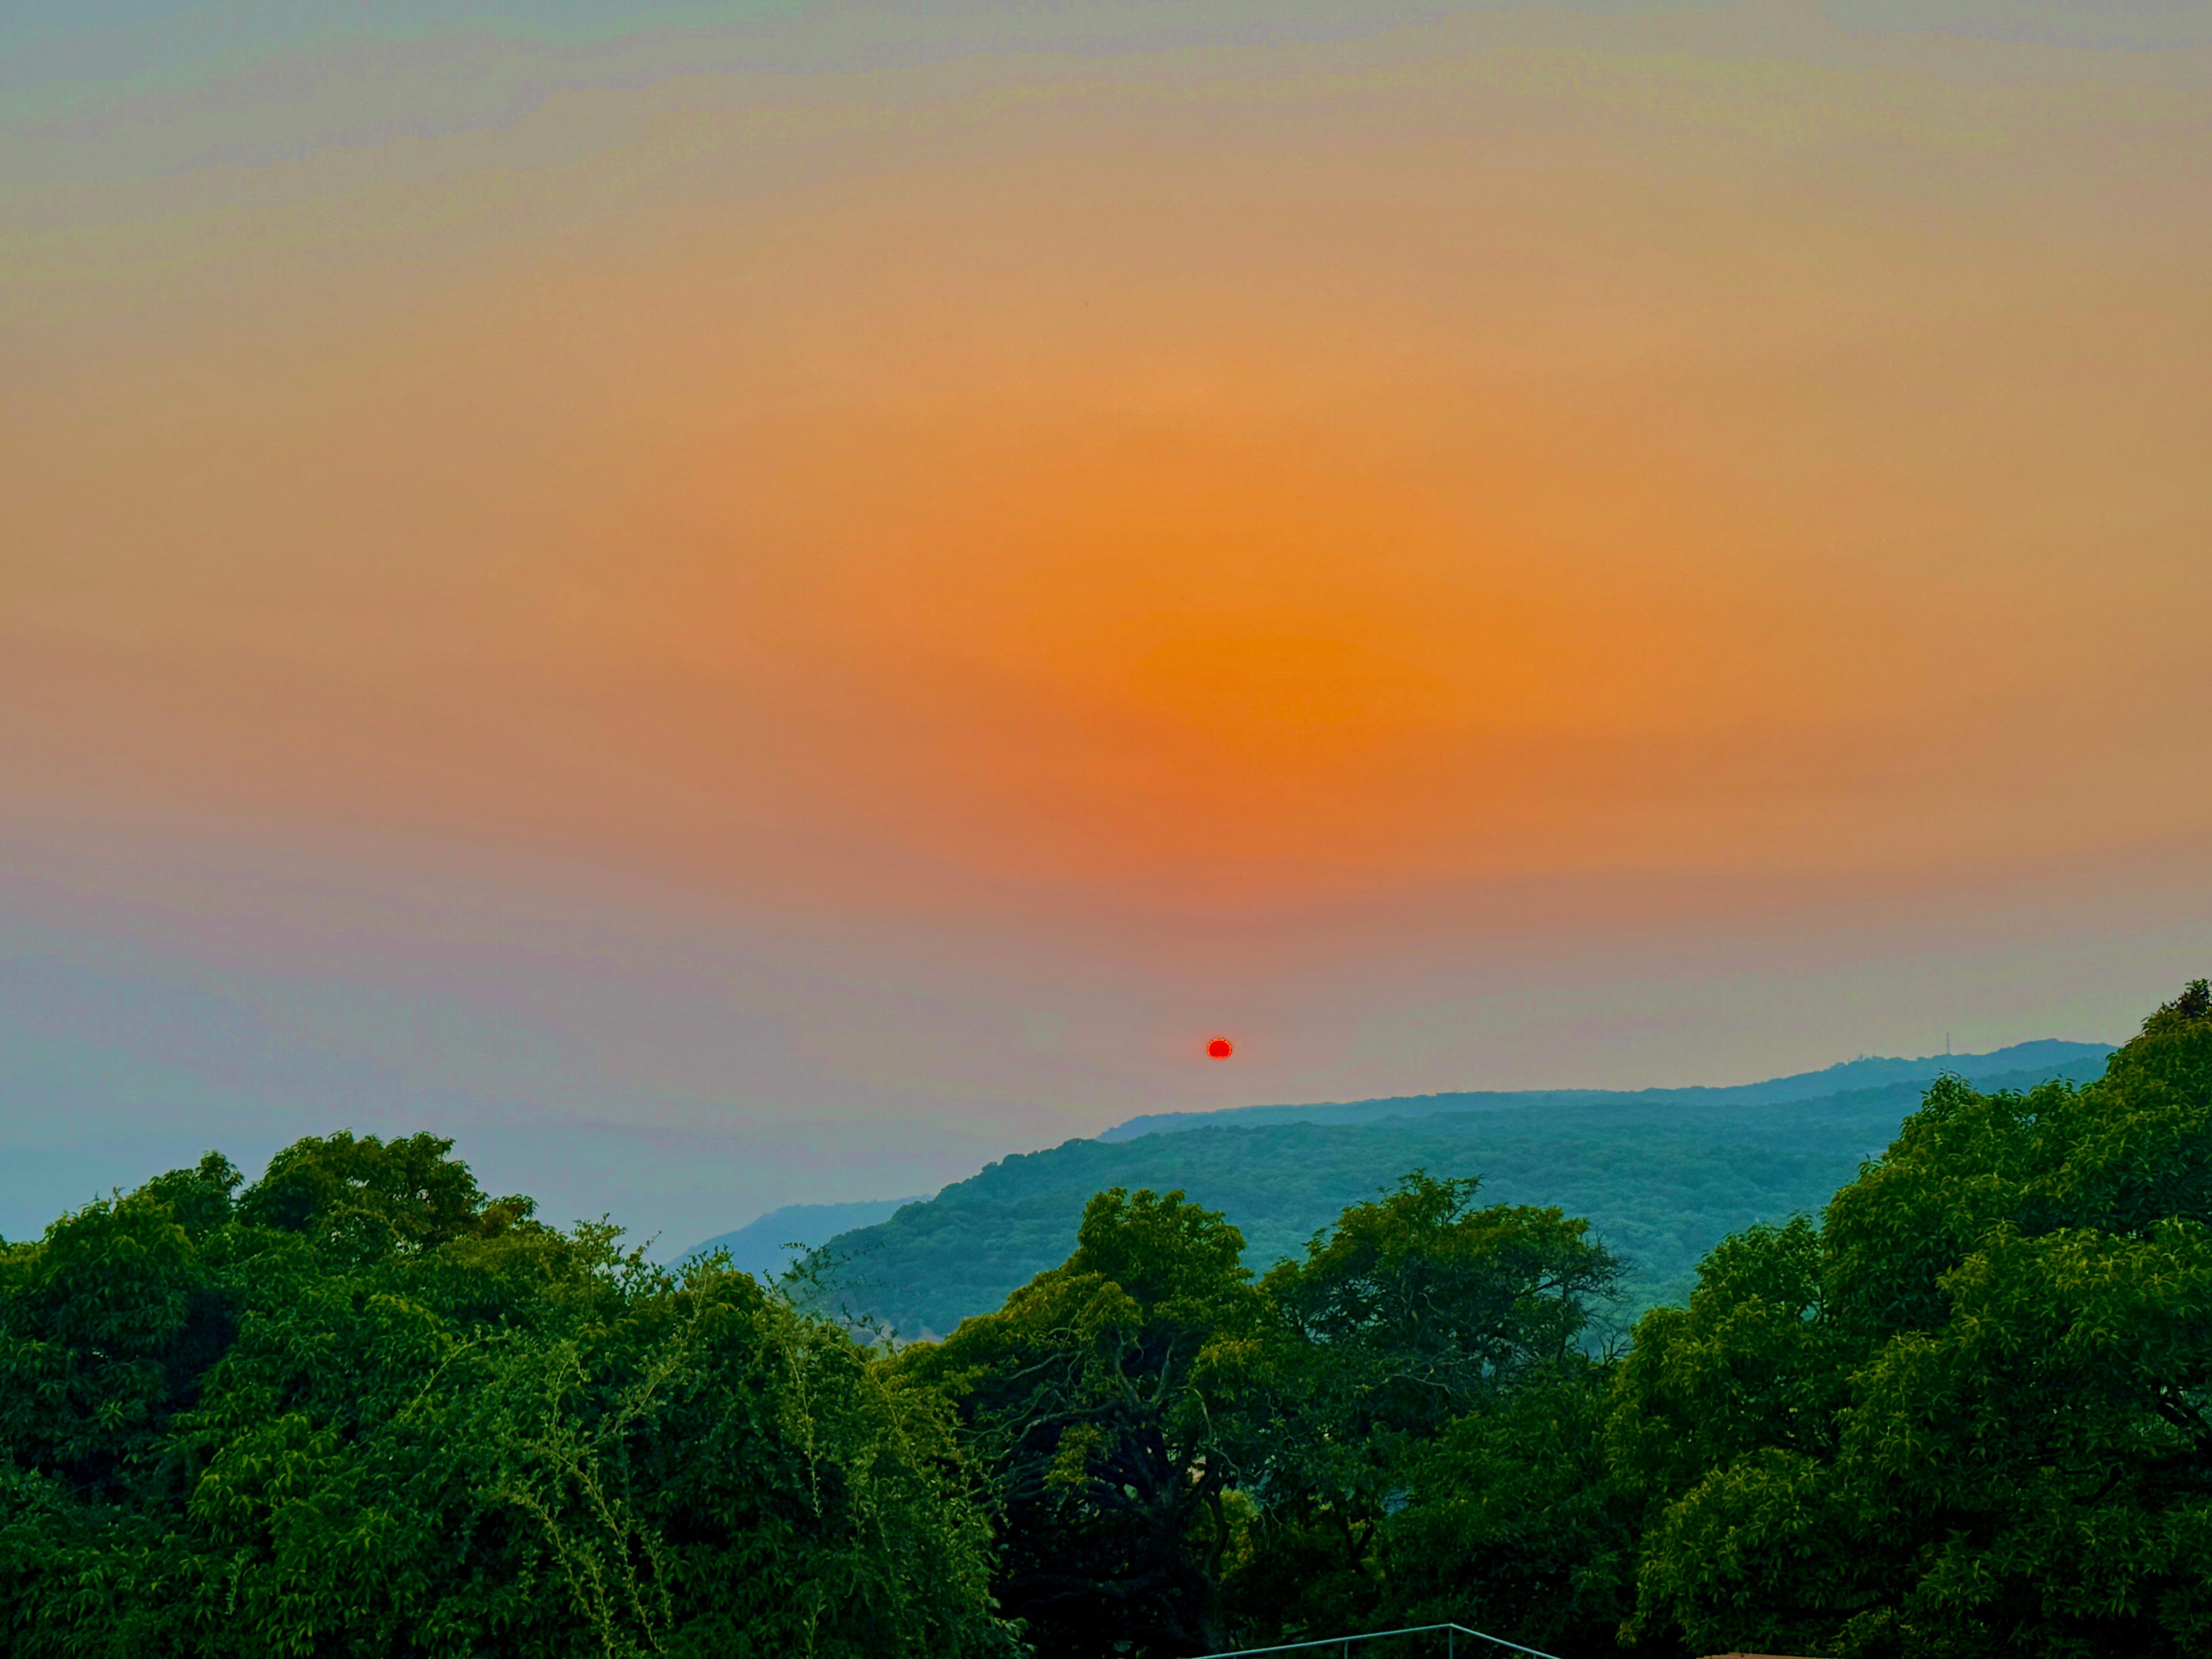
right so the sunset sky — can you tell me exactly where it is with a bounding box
[5,0,2210,1249]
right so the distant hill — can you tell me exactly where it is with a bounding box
[1099,1040,2114,1141]
[683,1197,926,1281]
[809,1049,2113,1340]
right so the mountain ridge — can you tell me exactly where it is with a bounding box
[799,1046,2116,1340]
[1098,1038,2114,1141]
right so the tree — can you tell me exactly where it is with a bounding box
[1378,1366,1646,1659]
[1616,983,2212,1658]
[0,1154,239,1502]
[233,1130,528,1253]
[0,1133,1015,1659]
[1605,1217,1864,1657]
[1265,1173,1620,1436]
[1222,1175,1621,1646]
[899,1188,1266,1657]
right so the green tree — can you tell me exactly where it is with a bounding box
[1604,1217,1863,1655]
[1616,983,2212,1658]
[899,1188,1266,1657]
[1378,1366,1646,1659]
[0,1153,240,1502]
[1225,1175,1621,1645]
[0,1133,1014,1659]
[234,1129,529,1253]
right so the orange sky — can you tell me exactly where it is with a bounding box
[4,0,2210,1243]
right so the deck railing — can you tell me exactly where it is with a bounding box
[1193,1622,1561,1659]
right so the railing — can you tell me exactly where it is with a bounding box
[1193,1622,1560,1659]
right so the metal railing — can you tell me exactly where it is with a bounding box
[1193,1622,1560,1659]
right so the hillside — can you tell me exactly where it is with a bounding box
[809,1051,2112,1339]
[1099,1039,2113,1140]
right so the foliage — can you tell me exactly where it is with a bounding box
[899,1189,1266,1657]
[7,996,2205,1659]
[1378,1367,1644,1658]
[1267,1173,1618,1434]
[806,1059,2108,1340]
[0,1133,1013,1659]
[1615,983,2212,1659]
[1219,1176,1622,1647]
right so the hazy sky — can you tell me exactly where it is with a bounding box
[5,0,2209,1250]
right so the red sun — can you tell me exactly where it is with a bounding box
[1206,1038,1234,1060]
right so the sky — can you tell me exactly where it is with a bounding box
[4,0,2210,1252]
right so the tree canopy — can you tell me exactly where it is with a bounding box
[898,1188,1266,1656]
[5,988,2209,1658]
[0,1133,1012,1659]
[1614,982,2212,1658]
[795,1056,2107,1339]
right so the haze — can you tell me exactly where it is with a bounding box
[5,0,2209,1250]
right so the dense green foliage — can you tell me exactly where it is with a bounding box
[0,1133,1010,1658]
[899,1175,1623,1657]
[1613,982,2212,1658]
[882,992,2207,1658]
[807,1059,2107,1340]
[5,998,2204,1659]
[1227,1177,1627,1652]
[899,1189,1267,1655]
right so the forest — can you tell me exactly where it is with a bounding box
[2,986,2207,1657]
[799,1052,2111,1336]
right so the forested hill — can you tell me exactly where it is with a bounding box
[1099,1037,2113,1141]
[6,993,2202,1657]
[806,1050,2112,1340]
